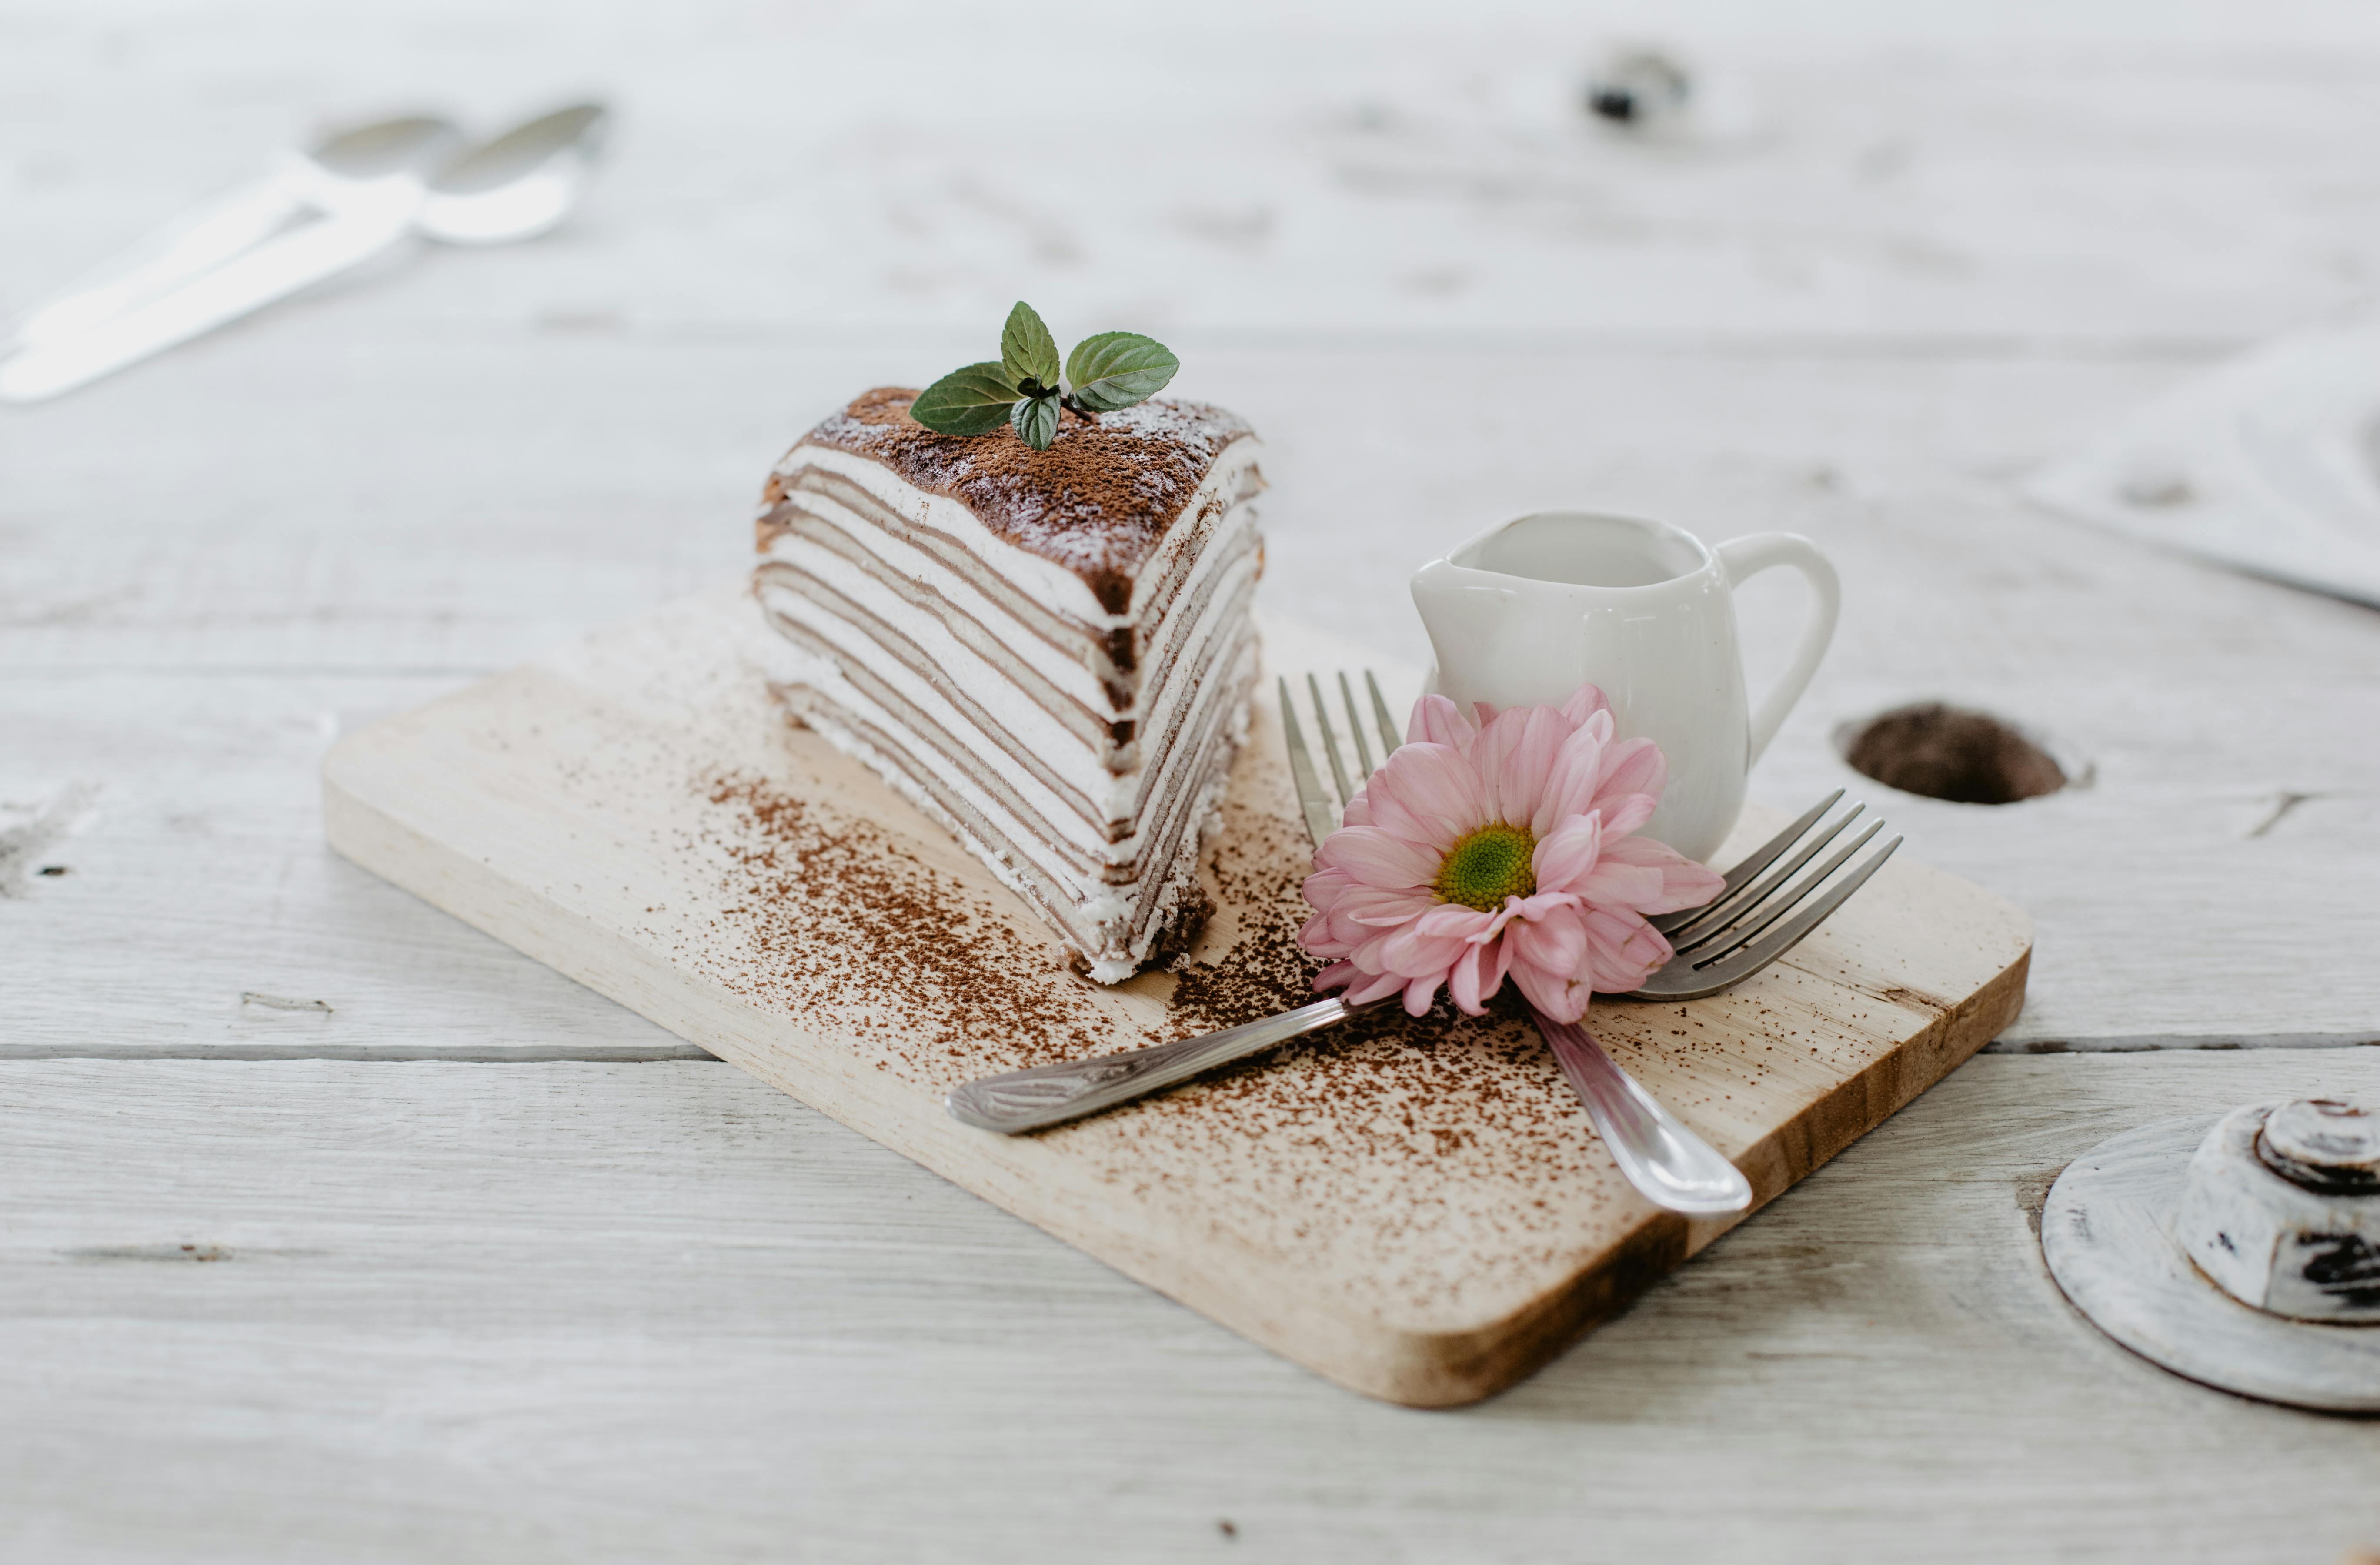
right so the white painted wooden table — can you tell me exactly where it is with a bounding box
[7,2,2380,1558]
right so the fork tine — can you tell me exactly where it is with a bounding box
[1278,676,1337,850]
[1305,673,1355,806]
[1675,836,1903,994]
[1338,671,1375,778]
[1667,803,1866,952]
[1681,819,1886,966]
[1363,670,1400,758]
[1650,788,1844,934]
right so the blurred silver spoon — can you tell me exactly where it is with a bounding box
[0,102,611,404]
[3,114,465,356]
[418,103,608,244]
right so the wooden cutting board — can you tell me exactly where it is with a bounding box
[323,584,2031,1407]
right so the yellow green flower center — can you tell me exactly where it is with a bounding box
[1434,823,1537,912]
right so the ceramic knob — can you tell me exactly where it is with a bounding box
[2174,1099,2380,1322]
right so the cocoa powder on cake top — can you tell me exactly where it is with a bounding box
[792,388,1256,615]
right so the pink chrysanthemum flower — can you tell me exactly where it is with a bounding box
[1299,683,1726,1023]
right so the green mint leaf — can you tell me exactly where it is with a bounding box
[1012,392,1059,451]
[1063,331,1178,412]
[911,362,1020,436]
[1001,302,1062,391]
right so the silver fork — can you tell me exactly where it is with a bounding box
[1635,788,1902,1000]
[945,672,1896,1214]
[1289,672,1902,1003]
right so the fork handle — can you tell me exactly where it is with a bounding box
[945,996,1377,1134]
[1534,1010,1754,1215]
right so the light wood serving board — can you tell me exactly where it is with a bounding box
[323,585,2031,1407]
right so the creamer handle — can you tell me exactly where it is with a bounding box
[1714,533,1840,766]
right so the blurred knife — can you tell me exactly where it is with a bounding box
[0,198,417,402]
[0,103,609,404]
[2,115,461,359]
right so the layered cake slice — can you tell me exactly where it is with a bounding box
[754,388,1265,981]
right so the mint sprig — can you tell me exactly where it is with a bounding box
[911,302,1178,450]
[1001,302,1061,392]
[908,363,1021,437]
[1065,332,1178,412]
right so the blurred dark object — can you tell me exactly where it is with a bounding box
[1585,49,1692,130]
[1845,703,2067,806]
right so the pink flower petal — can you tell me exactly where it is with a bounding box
[1318,963,1408,1007]
[1359,763,1468,852]
[1507,900,1600,1020]
[1593,735,1666,807]
[1475,704,1572,826]
[1322,879,1428,917]
[1368,743,1490,843]
[1485,930,1518,985]
[1406,693,1476,751]
[1317,826,1441,889]
[1576,856,1665,910]
[1559,683,1612,725]
[1311,958,1356,989]
[1595,789,1658,840]
[1531,813,1603,893]
[1507,902,1589,980]
[1478,888,1575,943]
[1446,936,1513,1014]
[1299,869,1361,911]
[1446,943,1487,1013]
[1377,924,1468,978]
[1300,865,1355,908]
[1509,959,1589,1023]
[1595,835,1727,913]
[1402,976,1440,1016]
[1340,887,1441,927]
[1413,902,1494,939]
[1582,905,1673,993]
[1530,717,1612,833]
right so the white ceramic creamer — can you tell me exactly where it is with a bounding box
[1409,512,1839,863]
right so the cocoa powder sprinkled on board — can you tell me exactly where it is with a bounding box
[650,691,1665,1320]
[688,769,1109,1070]
[1163,858,1317,1033]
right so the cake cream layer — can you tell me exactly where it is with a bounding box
[754,509,1260,830]
[761,439,1265,722]
[756,577,1257,873]
[762,630,1256,980]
